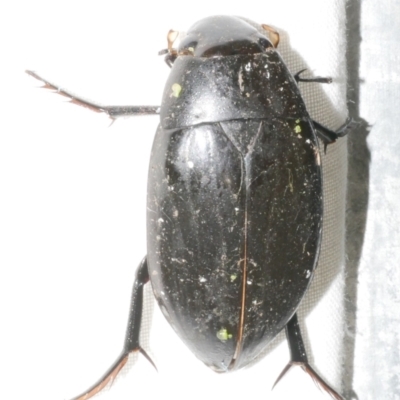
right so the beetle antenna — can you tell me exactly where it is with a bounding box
[261,24,280,47]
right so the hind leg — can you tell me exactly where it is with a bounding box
[70,256,154,400]
[273,313,344,400]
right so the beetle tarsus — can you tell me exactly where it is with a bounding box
[294,68,332,84]
[69,257,154,400]
[273,361,345,400]
[70,351,130,400]
[26,70,160,118]
[301,363,345,400]
[275,314,345,400]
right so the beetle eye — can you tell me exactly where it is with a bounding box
[181,41,197,55]
[259,37,273,50]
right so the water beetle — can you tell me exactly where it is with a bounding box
[27,15,349,400]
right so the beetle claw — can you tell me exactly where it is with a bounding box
[271,361,294,390]
[272,361,345,400]
[139,346,158,372]
[70,352,130,400]
[69,346,156,400]
[301,363,345,400]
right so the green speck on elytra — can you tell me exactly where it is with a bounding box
[171,83,182,98]
[217,328,233,342]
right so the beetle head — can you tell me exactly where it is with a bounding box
[178,16,277,58]
[160,16,278,66]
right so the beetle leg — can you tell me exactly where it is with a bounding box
[70,256,155,400]
[294,69,332,84]
[273,314,344,400]
[312,118,355,153]
[26,70,160,119]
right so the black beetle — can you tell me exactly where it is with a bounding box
[27,15,349,400]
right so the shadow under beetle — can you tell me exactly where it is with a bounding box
[27,15,350,400]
